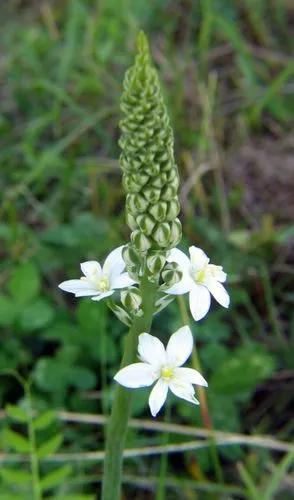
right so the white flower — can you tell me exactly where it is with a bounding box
[114,326,207,417]
[58,245,135,302]
[166,246,229,321]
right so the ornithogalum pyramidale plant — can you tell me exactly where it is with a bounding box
[58,31,229,500]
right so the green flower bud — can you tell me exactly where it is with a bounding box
[126,266,140,281]
[125,213,138,231]
[161,262,182,288]
[131,230,152,252]
[143,187,161,204]
[153,222,171,248]
[164,261,180,272]
[126,194,149,214]
[166,200,180,221]
[161,183,178,201]
[121,287,142,312]
[149,201,167,222]
[120,31,182,266]
[136,214,156,235]
[146,252,166,275]
[122,244,141,268]
[168,218,182,247]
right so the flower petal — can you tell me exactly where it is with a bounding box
[189,246,209,270]
[138,333,166,367]
[166,326,193,367]
[114,362,157,388]
[58,279,96,296]
[110,272,136,290]
[169,380,199,405]
[91,290,114,302]
[80,261,101,278]
[167,248,191,273]
[206,279,230,308]
[208,264,227,283]
[148,378,169,417]
[103,245,125,279]
[174,367,208,387]
[189,284,211,321]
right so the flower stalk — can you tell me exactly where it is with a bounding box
[102,275,157,500]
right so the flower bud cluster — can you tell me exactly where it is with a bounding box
[121,287,142,312]
[119,32,182,277]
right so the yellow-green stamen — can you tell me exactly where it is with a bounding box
[161,367,173,380]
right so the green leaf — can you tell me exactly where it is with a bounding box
[208,394,240,432]
[34,357,96,392]
[77,299,107,334]
[34,410,56,431]
[55,496,95,500]
[19,299,54,332]
[43,321,77,343]
[264,451,294,500]
[238,463,260,500]
[8,262,40,304]
[37,433,63,458]
[0,467,31,485]
[5,404,28,423]
[2,429,30,453]
[194,316,231,342]
[210,344,275,396]
[40,464,72,491]
[0,296,17,326]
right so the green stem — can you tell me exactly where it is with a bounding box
[102,276,157,500]
[25,383,42,500]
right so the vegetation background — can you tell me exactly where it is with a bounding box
[0,0,293,498]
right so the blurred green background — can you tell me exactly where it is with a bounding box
[0,0,293,498]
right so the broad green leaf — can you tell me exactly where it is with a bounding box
[201,344,228,371]
[76,300,117,362]
[42,225,80,247]
[77,299,107,334]
[0,467,31,485]
[34,410,56,431]
[40,464,72,491]
[0,296,17,326]
[194,316,231,342]
[8,262,40,304]
[19,299,54,331]
[19,299,54,332]
[2,429,30,453]
[43,321,77,343]
[37,433,63,458]
[5,404,28,423]
[34,357,96,392]
[208,394,240,432]
[210,344,275,395]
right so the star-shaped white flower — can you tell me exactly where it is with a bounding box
[58,245,135,302]
[165,246,229,321]
[114,326,207,417]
